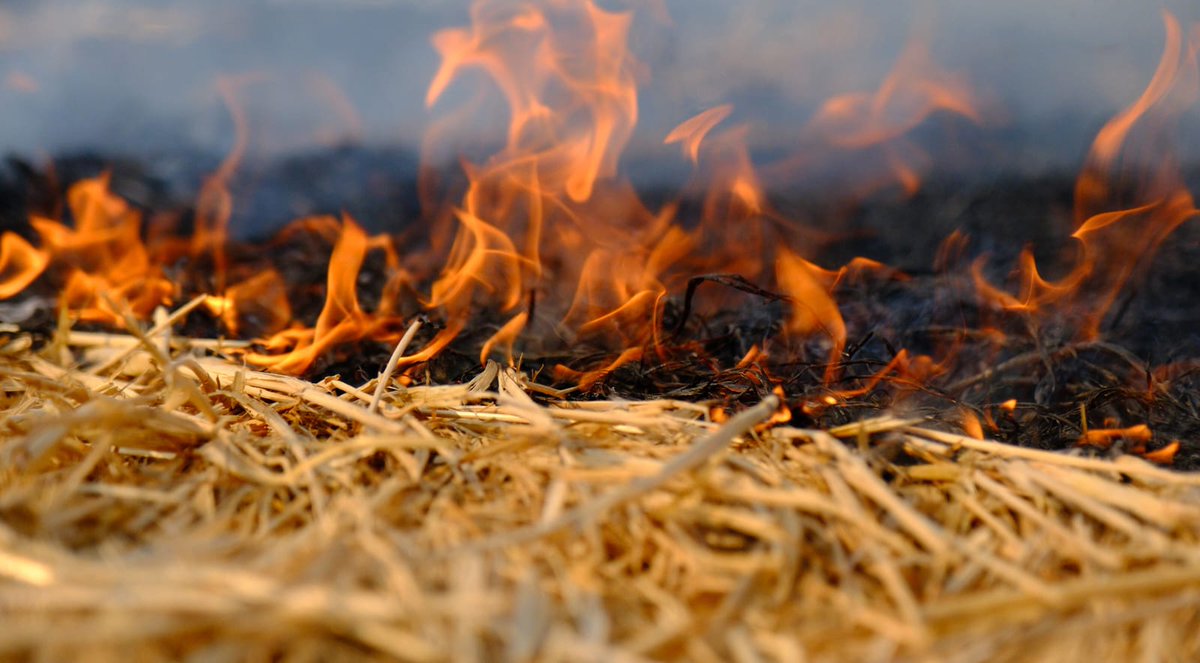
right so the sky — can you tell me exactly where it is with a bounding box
[0,0,1197,175]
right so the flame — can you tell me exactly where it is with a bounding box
[240,216,417,375]
[423,0,680,361]
[807,39,981,149]
[192,75,257,295]
[1075,12,1191,222]
[554,346,643,390]
[775,247,846,381]
[202,269,292,338]
[682,124,779,284]
[763,32,983,199]
[426,0,638,203]
[1077,424,1153,450]
[565,223,691,345]
[480,311,528,366]
[5,175,174,324]
[246,215,388,374]
[0,233,48,298]
[960,410,984,440]
[5,0,1192,430]
[974,13,1199,339]
[1143,441,1181,465]
[664,104,733,165]
[3,0,975,384]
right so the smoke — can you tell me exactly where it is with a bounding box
[0,0,1196,174]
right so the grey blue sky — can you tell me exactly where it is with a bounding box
[0,0,1197,172]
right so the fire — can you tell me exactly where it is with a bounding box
[775,247,846,381]
[480,311,528,366]
[0,0,989,379]
[664,104,733,165]
[423,0,646,342]
[426,0,638,205]
[759,30,984,199]
[974,12,1199,339]
[244,215,394,374]
[201,269,291,338]
[960,410,984,440]
[0,0,1195,472]
[805,37,982,149]
[1075,12,1195,222]
[1077,424,1153,450]
[193,75,256,296]
[0,233,47,299]
[0,175,174,325]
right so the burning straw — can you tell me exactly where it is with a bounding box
[1,3,1200,660]
[2,313,1200,662]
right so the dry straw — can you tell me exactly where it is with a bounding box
[1,303,1199,662]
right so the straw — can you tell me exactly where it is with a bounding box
[2,322,1199,661]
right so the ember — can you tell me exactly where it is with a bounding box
[2,1,1200,659]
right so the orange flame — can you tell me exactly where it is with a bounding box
[775,248,846,382]
[772,33,984,198]
[232,0,971,380]
[961,409,984,440]
[807,39,981,149]
[664,104,733,165]
[974,13,1199,339]
[0,233,48,299]
[1075,12,1194,223]
[193,74,259,295]
[1077,424,1153,450]
[1143,441,1181,465]
[7,0,1192,418]
[480,311,528,366]
[11,175,174,324]
[423,0,680,363]
[202,269,292,338]
[246,215,387,374]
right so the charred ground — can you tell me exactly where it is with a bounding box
[2,150,1198,469]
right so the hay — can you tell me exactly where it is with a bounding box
[2,312,1200,662]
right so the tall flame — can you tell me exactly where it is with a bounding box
[975,12,1199,339]
[0,0,995,383]
[193,75,257,295]
[423,0,666,358]
[12,0,1188,405]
